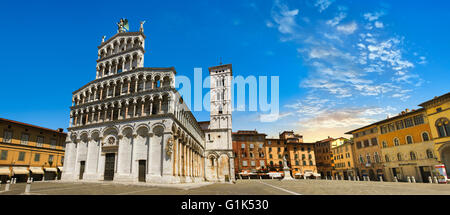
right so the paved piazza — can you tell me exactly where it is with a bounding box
[1,179,450,195]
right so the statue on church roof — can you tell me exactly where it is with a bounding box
[140,20,146,33]
[117,18,129,33]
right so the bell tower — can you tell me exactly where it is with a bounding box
[204,63,234,182]
[209,64,232,131]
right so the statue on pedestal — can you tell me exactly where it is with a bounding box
[282,155,294,180]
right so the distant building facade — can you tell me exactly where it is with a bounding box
[314,137,334,179]
[346,124,384,181]
[0,118,66,183]
[232,130,267,179]
[345,92,450,182]
[377,108,439,182]
[266,131,318,179]
[331,139,355,180]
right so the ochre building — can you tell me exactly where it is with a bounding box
[0,118,66,183]
[378,108,439,182]
[266,131,318,179]
[232,130,267,179]
[419,92,450,177]
[346,124,384,181]
[314,137,334,179]
[331,139,355,180]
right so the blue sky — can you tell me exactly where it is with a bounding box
[0,0,449,142]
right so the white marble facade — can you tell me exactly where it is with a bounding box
[62,25,234,183]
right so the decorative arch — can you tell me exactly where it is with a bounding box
[436,118,450,137]
[101,125,119,137]
[422,132,430,142]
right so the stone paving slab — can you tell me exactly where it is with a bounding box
[1,179,450,195]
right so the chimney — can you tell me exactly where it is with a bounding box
[405,108,409,112]
[57,128,64,132]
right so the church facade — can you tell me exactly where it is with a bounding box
[61,21,234,183]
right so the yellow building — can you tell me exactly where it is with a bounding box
[265,131,318,179]
[314,137,334,179]
[378,108,439,182]
[345,124,384,181]
[0,118,66,183]
[331,139,355,180]
[419,92,450,177]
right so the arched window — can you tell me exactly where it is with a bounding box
[397,153,402,161]
[426,149,434,159]
[394,138,400,146]
[270,161,273,166]
[382,141,387,148]
[422,132,430,141]
[210,157,215,166]
[410,151,417,160]
[385,155,390,162]
[278,161,282,166]
[406,136,413,144]
[436,118,450,137]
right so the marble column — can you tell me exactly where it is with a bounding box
[149,100,153,115]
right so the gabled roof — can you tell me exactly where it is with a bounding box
[0,118,66,134]
[98,31,146,49]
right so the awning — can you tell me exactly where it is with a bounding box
[58,167,63,171]
[0,167,10,176]
[268,172,282,177]
[313,173,321,177]
[295,173,303,176]
[12,167,29,175]
[44,168,57,172]
[30,167,44,174]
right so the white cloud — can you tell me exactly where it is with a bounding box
[363,11,385,21]
[337,22,358,34]
[271,0,299,35]
[315,0,335,13]
[259,112,293,122]
[266,0,425,139]
[297,106,395,129]
[326,12,347,27]
[374,21,384,28]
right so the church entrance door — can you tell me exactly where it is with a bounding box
[104,153,115,181]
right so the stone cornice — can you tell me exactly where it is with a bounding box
[71,87,176,110]
[419,92,450,108]
[72,67,176,95]
[68,113,206,149]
